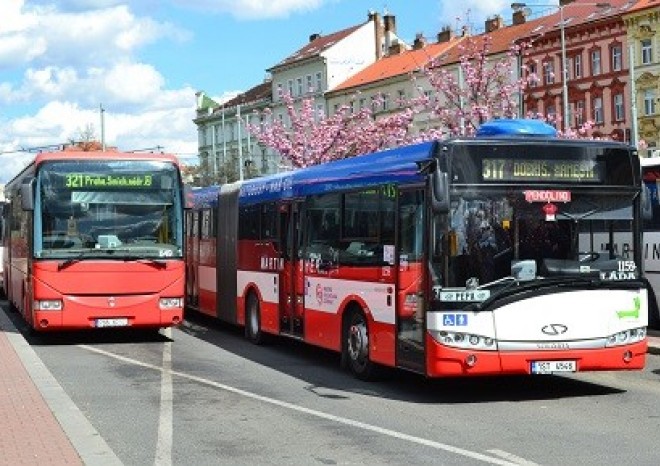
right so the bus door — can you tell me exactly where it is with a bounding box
[279,201,304,337]
[185,210,200,309]
[395,188,426,372]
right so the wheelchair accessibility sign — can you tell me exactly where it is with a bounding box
[442,313,468,326]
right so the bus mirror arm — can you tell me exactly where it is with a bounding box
[430,170,449,214]
[20,178,35,211]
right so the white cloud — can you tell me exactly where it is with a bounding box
[0,1,199,183]
[0,95,199,183]
[0,3,186,70]
[103,63,165,104]
[172,0,326,20]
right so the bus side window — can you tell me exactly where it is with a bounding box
[304,193,340,260]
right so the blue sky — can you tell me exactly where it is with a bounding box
[0,0,517,183]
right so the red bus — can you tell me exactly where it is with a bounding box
[186,119,650,379]
[2,151,185,332]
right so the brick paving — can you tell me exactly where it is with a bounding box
[0,328,82,465]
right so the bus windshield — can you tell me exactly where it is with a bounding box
[35,160,183,260]
[442,189,637,289]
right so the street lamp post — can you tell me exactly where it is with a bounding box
[511,2,611,131]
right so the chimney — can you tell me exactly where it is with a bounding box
[413,33,427,50]
[369,11,383,59]
[384,14,397,35]
[437,26,452,43]
[384,13,396,53]
[388,40,404,55]
[309,33,321,42]
[485,15,504,33]
[513,9,527,25]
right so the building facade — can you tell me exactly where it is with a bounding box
[193,0,660,186]
[624,0,660,154]
[519,0,633,141]
[194,12,399,181]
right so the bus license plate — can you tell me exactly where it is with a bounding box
[531,360,576,374]
[95,318,129,328]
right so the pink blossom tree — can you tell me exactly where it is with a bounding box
[248,25,600,169]
[416,34,530,137]
[247,92,416,169]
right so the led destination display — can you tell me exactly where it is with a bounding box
[482,158,604,183]
[64,173,155,189]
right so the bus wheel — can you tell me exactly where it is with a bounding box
[343,309,378,381]
[245,292,264,345]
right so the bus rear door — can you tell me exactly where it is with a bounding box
[396,188,426,372]
[279,201,304,337]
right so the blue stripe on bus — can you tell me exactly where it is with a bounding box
[238,141,436,204]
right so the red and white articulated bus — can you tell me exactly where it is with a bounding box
[2,151,186,332]
[186,119,650,379]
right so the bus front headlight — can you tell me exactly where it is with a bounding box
[429,330,498,351]
[606,327,646,347]
[33,300,63,311]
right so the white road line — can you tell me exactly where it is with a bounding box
[487,449,540,466]
[155,328,173,466]
[78,344,523,466]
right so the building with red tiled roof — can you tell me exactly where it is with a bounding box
[193,11,403,182]
[517,0,637,141]
[327,10,558,136]
[326,31,463,134]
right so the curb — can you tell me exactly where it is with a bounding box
[0,305,123,465]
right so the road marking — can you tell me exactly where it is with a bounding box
[78,344,527,466]
[155,328,173,466]
[487,449,540,466]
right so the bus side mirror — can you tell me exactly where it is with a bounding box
[431,170,449,214]
[20,178,35,211]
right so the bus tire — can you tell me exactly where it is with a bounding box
[245,292,265,345]
[342,308,378,381]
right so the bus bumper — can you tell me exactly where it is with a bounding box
[31,295,183,331]
[425,335,648,377]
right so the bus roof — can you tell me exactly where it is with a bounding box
[476,119,558,137]
[32,151,180,165]
[189,185,221,209]
[5,151,182,190]
[238,141,437,204]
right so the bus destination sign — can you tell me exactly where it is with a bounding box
[64,173,154,189]
[482,158,604,183]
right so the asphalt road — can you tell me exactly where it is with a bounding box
[9,309,660,466]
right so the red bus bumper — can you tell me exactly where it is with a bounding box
[31,295,183,331]
[425,334,648,377]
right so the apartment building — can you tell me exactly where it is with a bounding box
[624,0,660,154]
[518,0,634,141]
[194,12,400,181]
[328,10,556,137]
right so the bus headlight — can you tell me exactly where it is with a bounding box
[159,297,183,309]
[429,330,498,351]
[33,299,63,311]
[606,327,646,347]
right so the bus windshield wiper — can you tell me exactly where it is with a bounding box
[57,252,87,270]
[98,249,169,269]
